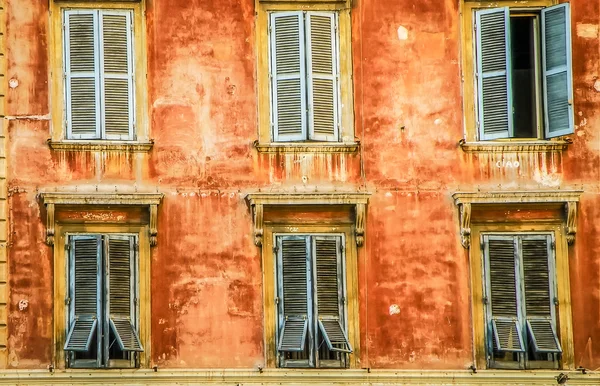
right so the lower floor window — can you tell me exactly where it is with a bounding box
[275,234,352,368]
[482,233,561,369]
[64,234,143,368]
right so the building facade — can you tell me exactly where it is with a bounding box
[2,0,600,384]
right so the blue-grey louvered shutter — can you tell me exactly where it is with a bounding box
[100,11,135,140]
[65,235,101,352]
[314,236,351,353]
[542,3,574,138]
[64,10,101,139]
[484,236,525,353]
[107,235,143,352]
[521,236,561,353]
[270,12,307,142]
[306,12,339,142]
[476,8,513,140]
[277,236,310,352]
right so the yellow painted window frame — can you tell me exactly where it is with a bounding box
[48,1,149,147]
[53,223,151,369]
[262,224,359,368]
[460,0,558,143]
[469,221,574,370]
[255,0,355,149]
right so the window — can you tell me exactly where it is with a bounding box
[275,234,351,368]
[255,0,354,149]
[482,234,561,369]
[462,2,574,142]
[49,1,149,149]
[65,234,142,368]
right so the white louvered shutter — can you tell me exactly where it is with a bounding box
[542,4,574,138]
[64,11,101,139]
[314,236,351,353]
[100,11,134,140]
[107,235,143,352]
[476,8,513,140]
[306,12,339,142]
[270,12,307,142]
[277,236,310,352]
[484,236,525,353]
[521,236,561,353]
[65,235,101,352]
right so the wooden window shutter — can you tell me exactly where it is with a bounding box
[277,236,310,352]
[484,236,525,353]
[64,235,101,352]
[521,236,562,353]
[64,10,101,139]
[306,12,339,142]
[313,236,351,353]
[542,3,574,138]
[100,11,135,140]
[475,8,513,140]
[270,12,307,142]
[107,235,143,352]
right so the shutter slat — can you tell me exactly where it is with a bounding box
[110,318,143,352]
[476,8,513,140]
[277,319,308,352]
[102,14,129,74]
[527,319,562,353]
[542,4,574,138]
[315,238,341,317]
[64,319,98,352]
[68,13,96,72]
[307,13,338,141]
[492,318,525,352]
[318,319,352,353]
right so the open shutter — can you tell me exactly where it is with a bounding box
[476,8,513,140]
[270,12,307,142]
[314,236,351,353]
[277,236,309,352]
[100,11,134,140]
[542,3,574,138]
[65,235,101,352]
[64,10,101,139]
[484,236,525,352]
[522,236,561,353]
[107,235,143,352]
[306,12,339,142]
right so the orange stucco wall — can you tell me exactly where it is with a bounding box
[4,0,600,370]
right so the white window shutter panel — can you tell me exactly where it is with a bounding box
[107,235,143,352]
[64,10,101,139]
[100,11,135,140]
[64,235,101,352]
[306,12,339,142]
[476,8,513,140]
[542,3,574,138]
[270,12,307,142]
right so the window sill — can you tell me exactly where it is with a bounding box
[254,141,359,154]
[459,139,572,153]
[48,140,154,152]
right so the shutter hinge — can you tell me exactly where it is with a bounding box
[134,243,139,252]
[474,22,477,32]
[134,297,139,306]
[554,297,559,306]
[65,243,70,251]
[339,244,345,253]
[551,241,556,250]
[480,239,485,250]
[482,296,488,305]
[275,296,279,305]
[65,297,71,305]
[273,245,279,253]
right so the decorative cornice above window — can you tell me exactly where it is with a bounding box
[39,192,164,247]
[452,190,583,249]
[245,192,370,247]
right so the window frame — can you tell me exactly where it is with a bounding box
[255,0,356,151]
[460,0,573,145]
[53,223,151,369]
[49,1,150,149]
[470,222,574,370]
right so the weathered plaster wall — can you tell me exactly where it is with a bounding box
[3,0,600,371]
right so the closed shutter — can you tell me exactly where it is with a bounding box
[277,236,310,352]
[484,236,525,352]
[475,8,513,140]
[107,235,143,352]
[100,11,134,140]
[542,3,574,138]
[64,11,101,139]
[65,235,101,351]
[306,12,339,142]
[314,236,351,353]
[270,12,307,142]
[522,236,561,353]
